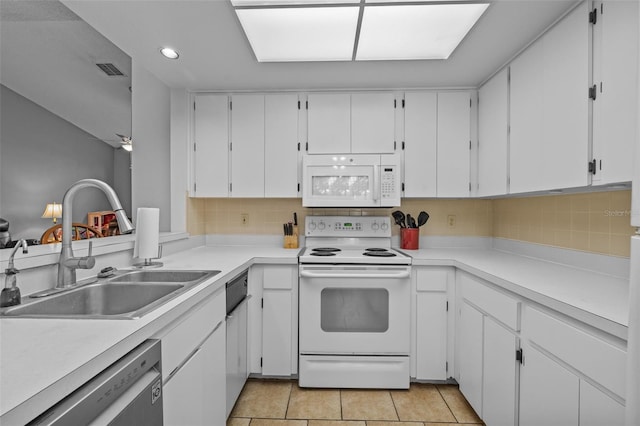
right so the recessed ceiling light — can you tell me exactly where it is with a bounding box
[160,47,180,59]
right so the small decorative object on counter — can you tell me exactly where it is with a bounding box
[283,213,299,249]
[0,239,28,308]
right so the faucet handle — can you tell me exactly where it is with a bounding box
[75,241,96,269]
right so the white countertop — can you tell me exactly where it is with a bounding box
[0,243,629,424]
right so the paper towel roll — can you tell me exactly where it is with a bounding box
[134,208,160,259]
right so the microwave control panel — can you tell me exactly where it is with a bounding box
[380,161,400,206]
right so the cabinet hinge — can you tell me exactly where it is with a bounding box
[469,182,472,192]
[194,143,197,152]
[446,301,449,312]
[260,357,263,367]
[261,298,264,309]
[193,101,196,111]
[401,182,405,192]
[589,85,597,100]
[230,142,233,152]
[469,140,472,150]
[306,142,309,152]
[402,99,405,108]
[194,183,196,193]
[297,183,301,193]
[589,159,597,175]
[394,99,397,108]
[516,348,524,364]
[230,100,232,110]
[402,141,405,150]
[297,142,301,151]
[446,361,449,372]
[394,141,397,150]
[298,100,301,110]
[230,183,232,192]
[470,98,472,108]
[589,8,597,24]
[306,101,308,110]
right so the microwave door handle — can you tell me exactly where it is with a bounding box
[373,165,380,202]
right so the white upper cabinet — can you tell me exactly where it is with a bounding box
[307,92,396,154]
[265,94,300,197]
[193,94,229,197]
[437,91,471,197]
[351,93,396,154]
[478,68,509,197]
[403,92,437,197]
[231,94,265,197]
[307,93,351,154]
[592,0,639,185]
[510,2,589,193]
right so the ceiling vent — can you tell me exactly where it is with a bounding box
[96,63,125,77]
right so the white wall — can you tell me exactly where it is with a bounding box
[0,85,119,241]
[131,61,171,231]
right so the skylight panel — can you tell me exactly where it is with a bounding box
[235,7,359,62]
[356,3,489,61]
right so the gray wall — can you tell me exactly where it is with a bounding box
[0,85,127,241]
[131,61,171,231]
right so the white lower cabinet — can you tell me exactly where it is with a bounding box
[248,264,298,377]
[226,298,248,417]
[158,289,227,426]
[520,342,579,426]
[458,301,484,416]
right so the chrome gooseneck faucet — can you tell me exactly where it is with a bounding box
[57,179,135,288]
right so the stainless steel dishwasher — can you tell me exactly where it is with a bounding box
[28,340,163,425]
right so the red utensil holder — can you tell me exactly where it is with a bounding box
[400,228,419,250]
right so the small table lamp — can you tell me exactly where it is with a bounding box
[42,203,62,224]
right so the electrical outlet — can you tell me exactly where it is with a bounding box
[447,215,456,228]
[241,213,249,225]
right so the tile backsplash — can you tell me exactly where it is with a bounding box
[187,190,634,257]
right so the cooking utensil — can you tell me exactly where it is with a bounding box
[392,210,406,228]
[417,211,430,227]
[407,214,417,228]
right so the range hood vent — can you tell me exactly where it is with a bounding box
[96,63,125,77]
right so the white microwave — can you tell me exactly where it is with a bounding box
[302,154,401,207]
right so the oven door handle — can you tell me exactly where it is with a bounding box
[300,270,410,279]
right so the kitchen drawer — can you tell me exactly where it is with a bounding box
[524,306,626,399]
[415,267,450,292]
[460,273,520,331]
[263,265,295,290]
[157,288,225,381]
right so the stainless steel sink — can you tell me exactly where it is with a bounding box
[0,269,220,319]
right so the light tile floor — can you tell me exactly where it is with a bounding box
[228,379,484,426]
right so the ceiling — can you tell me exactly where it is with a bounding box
[62,0,580,91]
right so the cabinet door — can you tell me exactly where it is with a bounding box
[482,317,517,426]
[193,94,229,197]
[403,92,437,197]
[478,69,508,196]
[265,94,299,197]
[307,93,351,154]
[458,301,483,417]
[164,323,226,426]
[519,343,579,426]
[437,92,471,197]
[416,292,447,380]
[510,41,544,194]
[351,93,396,154]
[262,289,292,376]
[579,379,624,426]
[592,0,639,185]
[231,94,265,197]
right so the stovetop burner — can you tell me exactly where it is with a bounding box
[309,251,337,256]
[311,247,341,253]
[363,251,397,257]
[365,248,389,252]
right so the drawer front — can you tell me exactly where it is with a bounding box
[524,306,626,399]
[159,290,225,381]
[460,273,521,331]
[263,265,295,290]
[415,267,450,292]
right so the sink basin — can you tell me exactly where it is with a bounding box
[0,269,220,319]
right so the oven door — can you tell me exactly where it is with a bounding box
[299,264,410,355]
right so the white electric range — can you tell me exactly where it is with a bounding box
[298,216,412,389]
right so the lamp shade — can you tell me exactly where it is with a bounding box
[42,203,62,223]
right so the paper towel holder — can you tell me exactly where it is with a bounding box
[133,245,163,269]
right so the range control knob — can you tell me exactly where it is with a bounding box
[381,222,389,231]
[372,222,380,231]
[308,221,317,231]
[318,221,326,230]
